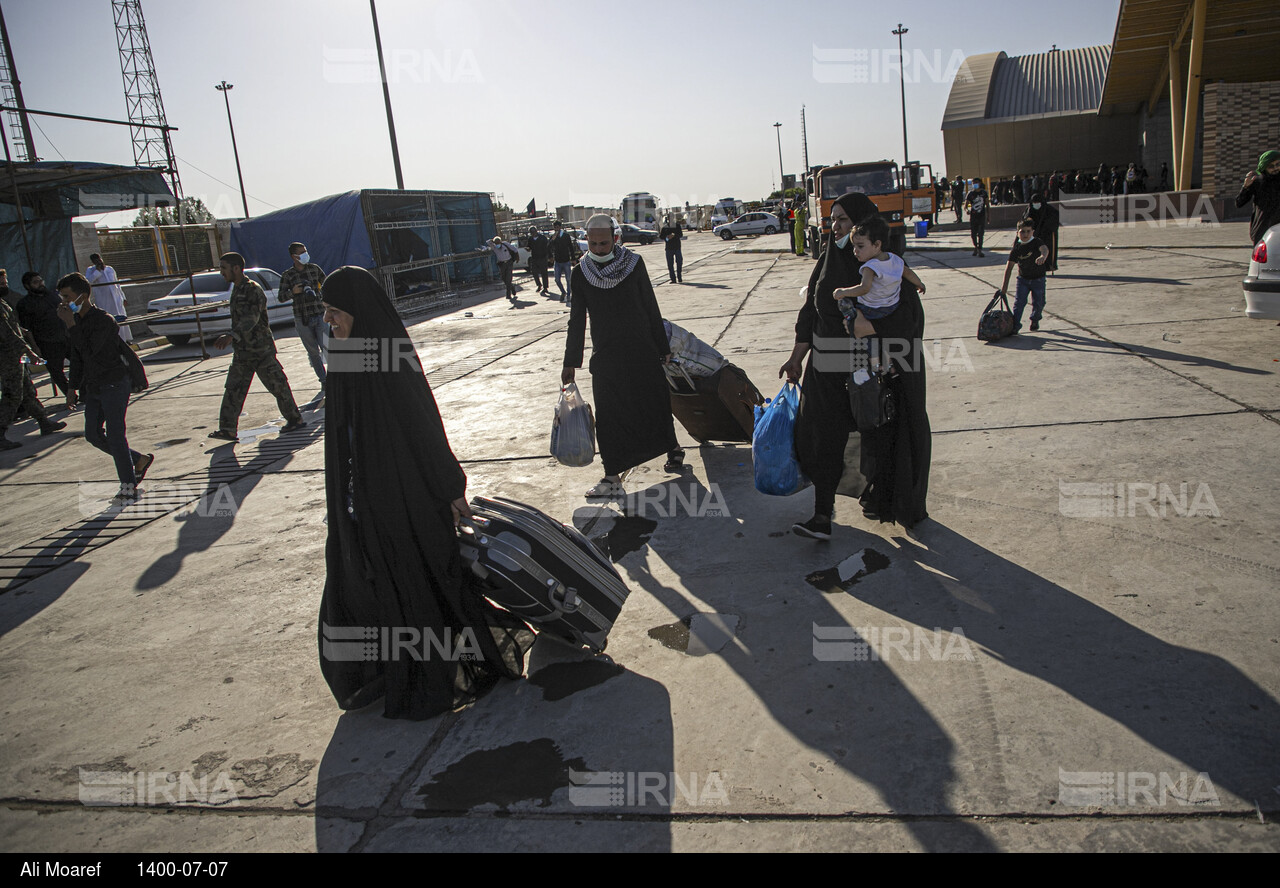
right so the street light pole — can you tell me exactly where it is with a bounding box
[773,122,784,197]
[214,81,250,219]
[892,24,909,172]
[369,0,405,191]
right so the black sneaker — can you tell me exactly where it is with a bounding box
[1030,320,1040,331]
[134,453,154,483]
[40,420,67,436]
[281,419,306,434]
[0,438,19,451]
[792,514,832,540]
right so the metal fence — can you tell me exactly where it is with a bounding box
[95,224,225,278]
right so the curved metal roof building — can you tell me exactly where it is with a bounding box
[942,46,1137,180]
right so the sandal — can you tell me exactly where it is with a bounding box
[207,429,238,442]
[585,478,624,499]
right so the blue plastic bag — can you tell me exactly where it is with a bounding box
[752,383,810,496]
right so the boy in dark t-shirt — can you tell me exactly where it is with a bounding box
[965,181,988,256]
[1000,217,1051,332]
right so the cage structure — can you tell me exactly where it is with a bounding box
[361,189,498,307]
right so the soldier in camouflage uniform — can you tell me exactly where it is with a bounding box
[0,295,66,450]
[207,252,304,442]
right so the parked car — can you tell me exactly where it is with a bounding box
[146,268,293,346]
[1243,223,1280,319]
[619,223,657,245]
[713,212,781,240]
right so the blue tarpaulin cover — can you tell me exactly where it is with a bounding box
[229,191,375,275]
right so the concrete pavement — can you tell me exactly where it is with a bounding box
[1,226,1277,852]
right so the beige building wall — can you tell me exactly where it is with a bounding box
[1203,80,1280,203]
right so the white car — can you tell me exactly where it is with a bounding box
[713,212,781,240]
[1242,223,1280,319]
[146,268,294,346]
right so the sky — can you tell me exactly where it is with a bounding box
[5,0,1123,226]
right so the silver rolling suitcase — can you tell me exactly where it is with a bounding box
[458,496,629,651]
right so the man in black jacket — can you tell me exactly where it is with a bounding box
[527,227,550,295]
[549,220,580,304]
[660,215,684,283]
[56,272,152,504]
[17,271,72,400]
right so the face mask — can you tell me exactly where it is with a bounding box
[1031,203,1041,210]
[836,233,851,249]
[297,252,310,264]
[588,249,615,264]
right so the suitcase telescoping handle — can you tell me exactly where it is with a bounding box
[664,357,696,392]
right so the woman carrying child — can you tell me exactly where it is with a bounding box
[780,194,932,539]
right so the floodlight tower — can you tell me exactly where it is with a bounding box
[113,0,209,355]
[113,0,170,169]
[0,5,36,162]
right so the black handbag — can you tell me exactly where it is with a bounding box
[848,340,896,433]
[118,339,148,394]
[977,290,1016,341]
[850,369,896,432]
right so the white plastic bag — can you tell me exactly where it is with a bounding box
[550,383,596,467]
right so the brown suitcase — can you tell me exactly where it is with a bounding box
[666,360,763,443]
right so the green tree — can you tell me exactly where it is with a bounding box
[132,197,215,226]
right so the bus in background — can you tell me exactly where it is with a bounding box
[621,192,660,230]
[710,197,744,227]
[805,160,934,257]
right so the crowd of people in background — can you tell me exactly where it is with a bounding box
[937,162,1174,214]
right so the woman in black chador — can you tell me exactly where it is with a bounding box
[1026,191,1061,272]
[561,215,679,498]
[318,266,533,720]
[781,192,931,539]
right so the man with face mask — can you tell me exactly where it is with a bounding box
[1236,150,1280,247]
[562,215,680,498]
[85,254,132,344]
[16,271,72,400]
[277,242,327,397]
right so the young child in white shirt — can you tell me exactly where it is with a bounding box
[833,216,926,326]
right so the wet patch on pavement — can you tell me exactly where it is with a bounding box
[599,515,657,562]
[415,738,588,813]
[805,548,891,594]
[648,613,740,656]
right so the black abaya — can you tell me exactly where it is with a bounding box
[564,255,677,477]
[318,267,533,720]
[793,193,931,527]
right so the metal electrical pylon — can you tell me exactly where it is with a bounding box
[0,5,35,162]
[113,0,170,169]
